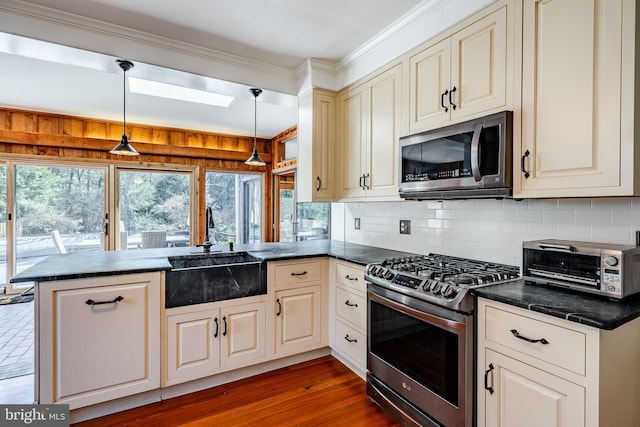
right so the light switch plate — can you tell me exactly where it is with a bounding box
[400,219,411,234]
[355,217,361,230]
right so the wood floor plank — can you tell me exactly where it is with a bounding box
[73,356,400,427]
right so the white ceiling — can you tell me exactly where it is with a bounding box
[0,0,425,139]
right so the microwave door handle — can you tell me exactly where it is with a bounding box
[470,123,483,182]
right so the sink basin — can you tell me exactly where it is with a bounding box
[165,251,266,308]
[169,251,261,269]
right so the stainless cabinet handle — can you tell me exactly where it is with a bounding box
[511,329,549,345]
[85,296,123,306]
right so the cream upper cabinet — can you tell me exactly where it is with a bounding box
[477,298,640,427]
[516,0,640,198]
[338,62,402,201]
[37,273,161,409]
[409,5,509,133]
[297,88,337,202]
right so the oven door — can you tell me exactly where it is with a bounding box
[367,283,472,427]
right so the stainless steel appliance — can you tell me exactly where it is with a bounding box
[523,239,640,299]
[365,254,520,426]
[399,111,512,200]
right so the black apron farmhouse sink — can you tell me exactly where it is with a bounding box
[165,252,266,308]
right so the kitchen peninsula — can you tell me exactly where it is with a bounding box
[10,240,410,423]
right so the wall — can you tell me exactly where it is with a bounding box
[332,198,640,267]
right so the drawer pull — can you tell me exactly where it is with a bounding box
[344,334,358,343]
[85,295,124,306]
[511,329,549,345]
[344,300,358,307]
[344,275,358,281]
[484,363,495,395]
[214,317,219,338]
[291,271,308,277]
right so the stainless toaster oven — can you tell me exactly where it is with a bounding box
[523,239,640,299]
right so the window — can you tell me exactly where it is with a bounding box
[205,171,262,244]
[117,169,192,249]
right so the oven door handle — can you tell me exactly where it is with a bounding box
[470,122,483,182]
[368,290,466,331]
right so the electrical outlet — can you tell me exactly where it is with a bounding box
[400,219,411,235]
[354,217,361,230]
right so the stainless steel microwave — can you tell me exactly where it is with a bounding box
[399,111,512,200]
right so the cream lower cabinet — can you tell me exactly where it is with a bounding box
[269,257,328,358]
[36,272,161,409]
[516,0,640,198]
[477,298,640,427]
[165,300,267,386]
[338,62,402,201]
[328,259,366,378]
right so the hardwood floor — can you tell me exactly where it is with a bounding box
[74,356,400,427]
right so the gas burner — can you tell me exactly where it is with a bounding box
[365,253,520,312]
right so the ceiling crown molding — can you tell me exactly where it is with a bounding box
[295,59,339,94]
[0,0,298,94]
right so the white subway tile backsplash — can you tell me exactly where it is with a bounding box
[337,197,640,262]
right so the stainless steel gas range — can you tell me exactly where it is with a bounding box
[365,254,520,427]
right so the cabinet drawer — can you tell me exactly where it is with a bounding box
[336,286,366,330]
[335,262,365,293]
[334,320,366,367]
[484,306,586,375]
[273,260,323,286]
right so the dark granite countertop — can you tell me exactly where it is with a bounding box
[475,279,640,330]
[10,240,412,284]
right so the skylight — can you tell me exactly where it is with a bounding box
[128,77,235,107]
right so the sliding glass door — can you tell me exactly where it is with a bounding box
[6,163,107,293]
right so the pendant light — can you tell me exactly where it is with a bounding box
[109,59,139,156]
[244,88,266,166]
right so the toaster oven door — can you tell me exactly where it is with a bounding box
[523,247,601,289]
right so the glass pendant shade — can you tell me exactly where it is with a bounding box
[110,59,139,156]
[245,87,266,166]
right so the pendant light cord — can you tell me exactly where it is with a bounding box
[253,92,257,150]
[123,64,127,136]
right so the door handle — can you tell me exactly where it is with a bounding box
[441,90,449,113]
[470,122,484,182]
[449,86,457,110]
[484,363,495,395]
[521,150,531,179]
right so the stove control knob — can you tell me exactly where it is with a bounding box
[441,285,456,298]
[384,270,395,280]
[429,281,442,294]
[604,256,619,267]
[376,267,386,278]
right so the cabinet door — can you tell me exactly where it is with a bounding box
[518,0,624,196]
[166,310,220,384]
[450,6,507,121]
[338,84,367,199]
[40,274,160,409]
[367,63,402,199]
[220,302,266,368]
[298,88,337,202]
[409,38,451,132]
[482,349,585,427]
[275,285,322,356]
